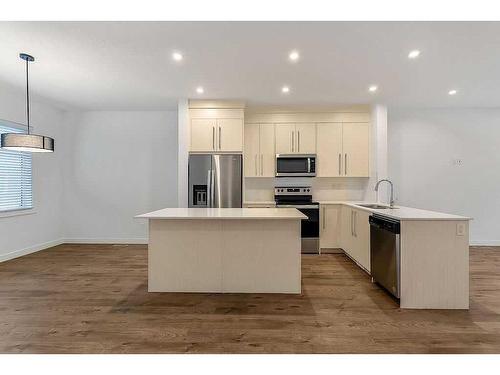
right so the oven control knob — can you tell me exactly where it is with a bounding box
[306,189,310,192]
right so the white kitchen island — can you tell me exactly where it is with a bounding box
[136,208,306,294]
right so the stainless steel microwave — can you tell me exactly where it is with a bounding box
[276,154,316,177]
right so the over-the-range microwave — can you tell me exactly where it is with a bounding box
[276,154,316,177]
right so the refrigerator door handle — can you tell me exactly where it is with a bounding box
[206,169,212,207]
[212,155,220,207]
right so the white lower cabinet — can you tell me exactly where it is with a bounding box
[333,205,371,273]
[320,204,342,249]
[350,208,370,272]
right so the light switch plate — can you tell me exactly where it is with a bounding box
[456,223,466,236]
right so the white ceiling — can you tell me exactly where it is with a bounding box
[1,21,500,110]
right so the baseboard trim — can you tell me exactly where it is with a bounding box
[470,240,500,246]
[0,238,65,263]
[63,238,148,245]
[2,237,496,264]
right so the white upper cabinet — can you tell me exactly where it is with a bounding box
[191,118,217,152]
[244,123,275,177]
[316,122,369,177]
[295,123,316,154]
[342,122,370,177]
[259,125,275,177]
[275,123,316,154]
[275,123,295,154]
[244,124,260,177]
[190,118,243,152]
[317,123,343,177]
[189,103,244,153]
[217,118,243,152]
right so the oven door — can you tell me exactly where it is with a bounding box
[277,204,319,254]
[276,155,316,177]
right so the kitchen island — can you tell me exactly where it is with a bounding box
[136,208,306,294]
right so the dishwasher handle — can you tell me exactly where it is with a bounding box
[369,215,401,234]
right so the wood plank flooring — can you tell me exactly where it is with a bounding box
[0,244,499,353]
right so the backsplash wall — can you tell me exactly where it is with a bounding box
[244,177,376,202]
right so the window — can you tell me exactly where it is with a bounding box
[0,121,33,212]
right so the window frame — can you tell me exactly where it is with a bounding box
[0,118,35,216]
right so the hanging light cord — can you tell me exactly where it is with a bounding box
[25,57,30,134]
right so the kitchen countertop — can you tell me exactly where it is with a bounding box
[243,200,471,221]
[136,207,307,220]
[243,201,276,205]
[318,201,472,221]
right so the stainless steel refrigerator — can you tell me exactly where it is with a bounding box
[188,154,242,208]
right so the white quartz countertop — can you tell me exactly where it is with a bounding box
[244,201,276,205]
[136,207,307,220]
[317,201,472,221]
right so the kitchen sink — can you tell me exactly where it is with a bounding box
[356,204,398,210]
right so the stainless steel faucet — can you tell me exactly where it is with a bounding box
[375,179,395,207]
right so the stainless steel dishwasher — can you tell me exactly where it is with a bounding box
[369,214,401,299]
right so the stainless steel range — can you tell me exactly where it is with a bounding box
[274,186,319,254]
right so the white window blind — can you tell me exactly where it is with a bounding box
[0,122,33,211]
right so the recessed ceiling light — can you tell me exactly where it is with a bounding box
[368,85,378,93]
[172,52,183,61]
[281,86,290,93]
[448,89,458,95]
[408,50,421,59]
[196,86,204,94]
[289,50,300,62]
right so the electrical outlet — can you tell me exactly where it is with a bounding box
[456,223,466,236]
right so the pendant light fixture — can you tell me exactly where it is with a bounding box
[0,53,55,152]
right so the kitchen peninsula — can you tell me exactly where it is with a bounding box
[136,207,306,293]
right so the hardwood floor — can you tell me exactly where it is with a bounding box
[0,244,499,353]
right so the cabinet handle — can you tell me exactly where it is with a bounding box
[212,126,215,150]
[255,155,258,176]
[219,126,221,150]
[260,154,263,176]
[353,211,357,237]
[351,210,354,236]
[338,153,341,175]
[322,207,326,229]
[291,131,294,152]
[298,131,300,152]
[345,153,348,175]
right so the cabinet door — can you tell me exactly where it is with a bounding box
[342,123,370,177]
[259,124,275,177]
[217,118,243,152]
[340,206,353,255]
[191,118,216,152]
[320,204,342,249]
[352,209,371,272]
[244,124,259,177]
[316,123,343,177]
[295,123,316,154]
[275,124,295,154]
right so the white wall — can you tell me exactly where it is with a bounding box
[388,108,500,245]
[62,111,178,243]
[0,81,66,260]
